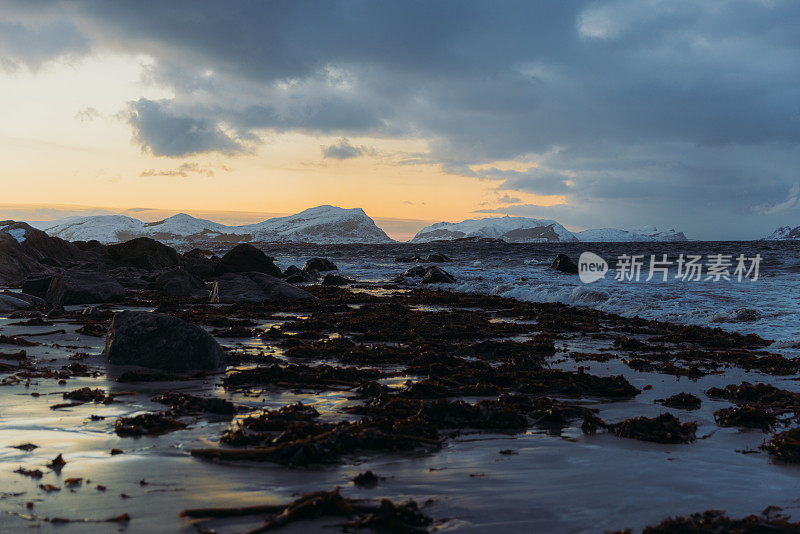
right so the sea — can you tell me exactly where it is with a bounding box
[204,240,800,348]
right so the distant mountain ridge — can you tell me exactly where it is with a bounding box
[37,205,395,245]
[411,216,687,243]
[764,226,800,240]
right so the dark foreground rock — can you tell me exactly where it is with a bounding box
[104,311,226,371]
[216,272,315,303]
[302,258,337,272]
[214,243,282,277]
[46,269,126,305]
[549,253,578,274]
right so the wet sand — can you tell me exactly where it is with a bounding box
[2,287,800,533]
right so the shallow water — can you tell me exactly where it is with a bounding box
[3,306,800,533]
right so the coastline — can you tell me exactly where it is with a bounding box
[3,276,800,532]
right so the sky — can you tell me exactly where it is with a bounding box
[0,1,799,240]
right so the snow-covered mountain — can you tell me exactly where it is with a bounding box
[764,226,800,240]
[575,226,687,242]
[411,216,578,243]
[411,216,688,243]
[39,206,394,244]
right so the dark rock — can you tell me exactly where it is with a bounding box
[321,273,354,286]
[401,266,428,278]
[0,294,32,313]
[400,265,456,283]
[1,221,78,264]
[214,243,282,277]
[302,258,338,272]
[426,254,452,263]
[216,272,315,303]
[22,274,56,299]
[1,290,45,308]
[109,267,152,289]
[421,266,456,283]
[46,269,126,306]
[104,310,226,371]
[395,256,424,263]
[73,240,106,251]
[152,268,206,298]
[549,253,578,274]
[283,265,303,278]
[183,249,220,279]
[0,232,50,286]
[107,237,182,270]
[283,266,317,284]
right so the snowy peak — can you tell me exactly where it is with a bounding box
[238,205,393,243]
[765,226,800,240]
[575,227,687,242]
[411,216,578,243]
[38,206,394,244]
[411,216,688,243]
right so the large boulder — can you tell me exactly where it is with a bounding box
[302,258,337,272]
[183,249,220,279]
[46,269,126,305]
[1,221,79,265]
[1,290,45,307]
[109,267,152,289]
[215,272,315,303]
[0,293,32,313]
[214,244,282,277]
[107,237,182,270]
[104,311,225,371]
[22,273,57,298]
[549,253,578,274]
[0,232,49,286]
[153,268,207,298]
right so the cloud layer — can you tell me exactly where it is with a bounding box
[2,0,800,237]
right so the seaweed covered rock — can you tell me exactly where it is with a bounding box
[764,427,800,463]
[609,413,697,444]
[214,243,282,277]
[104,311,226,371]
[46,269,126,305]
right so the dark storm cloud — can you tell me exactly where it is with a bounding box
[2,0,800,237]
[124,99,244,157]
[322,138,372,160]
[0,17,87,70]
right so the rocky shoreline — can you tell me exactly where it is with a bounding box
[3,226,800,532]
